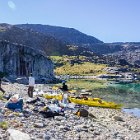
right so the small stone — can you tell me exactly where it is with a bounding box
[114,116,124,122]
[82,128,88,132]
[59,125,64,130]
[109,115,113,118]
[1,134,7,138]
[74,125,82,132]
[64,126,71,131]
[30,137,36,140]
[54,116,64,121]
[19,113,24,117]
[93,131,100,135]
[8,113,15,118]
[34,123,45,128]
[55,122,61,126]
[83,125,88,129]
[43,134,51,140]
[89,127,94,131]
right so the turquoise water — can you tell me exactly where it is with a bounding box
[92,82,140,109]
[111,83,140,117]
[108,83,140,108]
[109,83,140,93]
[91,82,140,118]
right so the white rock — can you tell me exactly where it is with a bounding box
[54,116,64,121]
[7,129,31,140]
[34,123,45,128]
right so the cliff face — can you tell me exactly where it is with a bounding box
[0,41,54,81]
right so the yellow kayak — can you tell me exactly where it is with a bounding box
[69,97,122,109]
[43,94,62,100]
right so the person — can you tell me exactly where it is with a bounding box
[0,71,6,94]
[60,81,69,105]
[62,92,68,105]
[28,73,35,98]
[81,94,88,100]
[62,81,68,91]
[0,78,5,94]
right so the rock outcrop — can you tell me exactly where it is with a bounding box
[0,40,54,81]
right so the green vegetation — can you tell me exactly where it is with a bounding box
[50,55,107,76]
[0,92,3,100]
[0,121,8,130]
[55,62,106,75]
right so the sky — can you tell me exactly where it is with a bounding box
[0,0,140,43]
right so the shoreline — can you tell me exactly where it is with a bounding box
[0,83,140,140]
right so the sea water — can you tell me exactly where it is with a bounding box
[108,83,140,117]
[122,108,140,118]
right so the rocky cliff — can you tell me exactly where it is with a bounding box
[0,40,54,81]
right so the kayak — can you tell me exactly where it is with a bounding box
[43,94,62,100]
[69,97,122,109]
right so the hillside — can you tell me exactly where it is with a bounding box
[0,23,67,56]
[16,24,126,54]
[16,24,103,45]
[0,23,99,56]
[0,23,139,68]
[50,55,107,76]
[105,42,140,67]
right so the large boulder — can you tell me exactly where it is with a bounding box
[7,129,31,140]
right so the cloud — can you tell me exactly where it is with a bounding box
[8,1,16,10]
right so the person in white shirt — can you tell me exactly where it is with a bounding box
[28,73,35,98]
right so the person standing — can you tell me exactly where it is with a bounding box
[61,81,69,105]
[28,73,35,98]
[0,78,5,94]
[0,71,6,94]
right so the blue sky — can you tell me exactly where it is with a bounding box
[0,0,140,42]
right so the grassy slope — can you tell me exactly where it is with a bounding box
[50,55,107,76]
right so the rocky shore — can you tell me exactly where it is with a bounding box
[0,83,140,140]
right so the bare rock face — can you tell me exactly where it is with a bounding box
[0,40,54,82]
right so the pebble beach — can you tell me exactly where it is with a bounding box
[0,83,140,140]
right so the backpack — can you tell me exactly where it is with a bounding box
[76,109,89,117]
